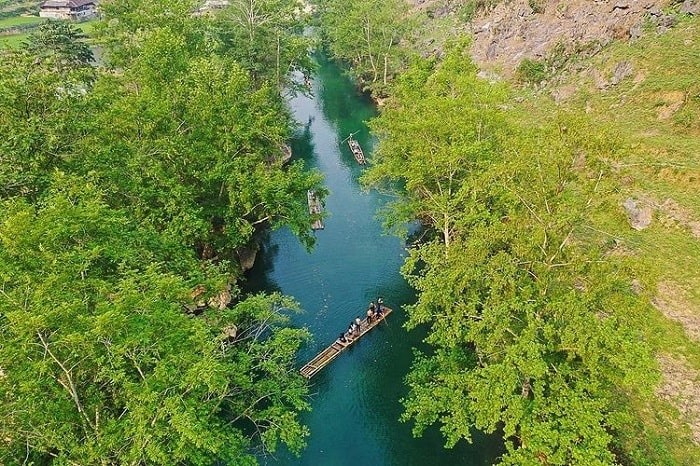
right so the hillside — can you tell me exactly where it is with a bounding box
[550,16,700,460]
[316,0,700,462]
[414,1,700,462]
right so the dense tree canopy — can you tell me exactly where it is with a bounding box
[364,44,657,464]
[0,0,320,463]
[315,0,413,94]
[0,176,310,464]
[214,0,314,89]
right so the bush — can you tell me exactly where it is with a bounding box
[516,58,547,84]
[459,0,504,22]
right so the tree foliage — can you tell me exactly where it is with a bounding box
[24,20,94,70]
[214,0,314,89]
[364,43,657,464]
[316,0,414,94]
[0,37,94,201]
[0,2,320,463]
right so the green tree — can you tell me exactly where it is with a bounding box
[214,0,314,89]
[316,0,414,93]
[0,175,310,464]
[24,20,94,71]
[0,46,94,200]
[95,0,202,68]
[88,0,323,257]
[83,39,321,257]
[364,44,657,464]
[0,1,324,463]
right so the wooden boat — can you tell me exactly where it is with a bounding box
[347,135,366,165]
[300,307,393,379]
[307,190,324,230]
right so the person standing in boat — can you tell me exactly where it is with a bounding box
[348,322,356,339]
[376,297,384,317]
[355,316,362,333]
[367,302,376,323]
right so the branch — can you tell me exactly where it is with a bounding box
[250,215,272,226]
[37,332,95,432]
[512,190,544,225]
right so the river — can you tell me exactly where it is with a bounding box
[245,55,504,466]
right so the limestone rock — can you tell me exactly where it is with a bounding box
[630,23,643,39]
[222,324,238,340]
[622,197,653,230]
[681,0,700,15]
[591,68,609,90]
[208,284,232,310]
[236,242,260,272]
[611,60,633,85]
[468,0,671,76]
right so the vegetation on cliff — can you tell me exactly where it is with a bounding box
[0,0,319,463]
[364,42,657,465]
[319,0,700,463]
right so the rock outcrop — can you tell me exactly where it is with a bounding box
[622,197,653,230]
[467,0,673,75]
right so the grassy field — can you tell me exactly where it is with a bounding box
[0,30,28,47]
[0,0,41,13]
[0,15,41,28]
[0,18,98,49]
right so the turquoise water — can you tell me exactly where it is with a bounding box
[245,56,503,466]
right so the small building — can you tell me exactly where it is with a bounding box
[39,0,98,21]
[194,0,229,16]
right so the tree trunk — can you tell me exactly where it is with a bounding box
[443,212,450,249]
[383,54,388,85]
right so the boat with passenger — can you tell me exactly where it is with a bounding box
[346,134,366,165]
[300,306,392,379]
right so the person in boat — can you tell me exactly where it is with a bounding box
[347,323,356,339]
[376,297,384,317]
[367,302,375,323]
[337,332,348,344]
[355,316,362,333]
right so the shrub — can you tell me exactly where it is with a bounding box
[516,58,547,84]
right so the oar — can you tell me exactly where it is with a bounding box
[378,300,389,328]
[340,131,359,143]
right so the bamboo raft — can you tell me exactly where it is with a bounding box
[300,307,393,379]
[307,190,324,230]
[347,135,366,165]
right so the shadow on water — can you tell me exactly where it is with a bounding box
[243,232,282,295]
[291,116,316,166]
[244,53,504,466]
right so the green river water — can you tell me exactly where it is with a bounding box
[245,55,504,466]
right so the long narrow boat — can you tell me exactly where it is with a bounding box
[307,190,324,230]
[300,307,393,379]
[347,135,366,165]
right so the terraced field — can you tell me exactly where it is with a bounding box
[0,1,98,49]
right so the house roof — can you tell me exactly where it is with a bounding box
[41,0,96,8]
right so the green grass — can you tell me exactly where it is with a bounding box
[0,31,28,48]
[0,15,41,28]
[76,19,98,36]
